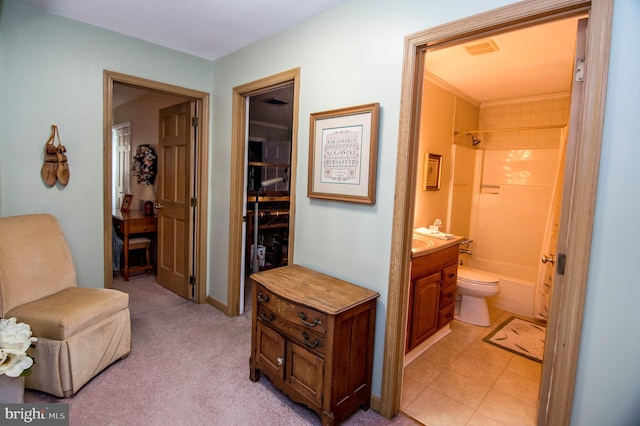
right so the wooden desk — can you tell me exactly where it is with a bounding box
[112,210,157,280]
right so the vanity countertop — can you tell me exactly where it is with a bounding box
[411,234,464,258]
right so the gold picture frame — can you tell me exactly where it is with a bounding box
[424,153,442,191]
[308,103,380,204]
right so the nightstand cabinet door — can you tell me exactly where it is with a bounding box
[256,322,286,381]
[287,341,324,407]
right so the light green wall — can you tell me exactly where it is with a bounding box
[2,0,640,422]
[208,0,517,398]
[0,1,213,287]
[210,0,640,417]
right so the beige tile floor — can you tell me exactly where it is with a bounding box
[401,308,542,426]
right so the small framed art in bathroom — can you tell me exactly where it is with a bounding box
[424,153,442,191]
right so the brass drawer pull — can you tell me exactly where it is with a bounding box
[259,309,275,323]
[447,273,456,278]
[301,332,323,349]
[298,312,322,327]
[257,291,270,303]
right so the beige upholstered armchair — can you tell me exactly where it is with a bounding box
[0,214,131,397]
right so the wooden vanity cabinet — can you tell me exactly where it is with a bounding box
[439,264,458,327]
[407,271,440,350]
[406,244,459,353]
[250,265,379,426]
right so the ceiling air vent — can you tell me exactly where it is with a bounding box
[464,39,499,56]
[262,97,290,106]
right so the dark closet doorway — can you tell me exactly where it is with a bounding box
[241,85,294,312]
[228,68,300,317]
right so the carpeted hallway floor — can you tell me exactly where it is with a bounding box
[25,274,414,426]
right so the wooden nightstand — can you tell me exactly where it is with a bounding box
[249,264,379,425]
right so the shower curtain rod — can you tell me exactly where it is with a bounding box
[457,124,566,134]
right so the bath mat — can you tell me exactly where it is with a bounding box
[483,316,546,363]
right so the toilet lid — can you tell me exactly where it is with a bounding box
[458,267,499,285]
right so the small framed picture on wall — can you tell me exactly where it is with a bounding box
[424,153,442,191]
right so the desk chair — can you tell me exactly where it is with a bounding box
[127,237,153,276]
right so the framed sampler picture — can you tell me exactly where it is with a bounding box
[308,103,380,204]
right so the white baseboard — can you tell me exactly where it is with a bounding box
[403,324,451,367]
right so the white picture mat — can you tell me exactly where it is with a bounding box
[311,111,372,197]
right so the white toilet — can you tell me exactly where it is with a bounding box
[455,266,500,326]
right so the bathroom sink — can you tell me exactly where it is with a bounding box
[412,237,434,251]
[411,233,464,257]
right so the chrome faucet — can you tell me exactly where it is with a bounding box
[460,237,473,255]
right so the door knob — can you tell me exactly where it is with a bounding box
[541,254,555,265]
[154,203,163,210]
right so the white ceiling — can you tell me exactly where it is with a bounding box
[15,0,349,61]
[18,1,582,103]
[426,16,582,103]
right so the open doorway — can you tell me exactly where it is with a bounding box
[103,71,210,304]
[379,1,613,424]
[227,68,300,316]
[400,15,581,425]
[241,85,294,312]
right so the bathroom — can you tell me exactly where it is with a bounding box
[402,75,569,424]
[400,15,582,425]
[413,75,568,322]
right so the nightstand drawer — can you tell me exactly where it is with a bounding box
[256,284,327,335]
[256,305,326,356]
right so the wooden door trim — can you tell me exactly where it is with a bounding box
[227,68,300,316]
[380,0,612,423]
[103,70,210,304]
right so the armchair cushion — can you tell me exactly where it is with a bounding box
[7,287,129,340]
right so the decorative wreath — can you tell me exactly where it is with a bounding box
[132,144,157,185]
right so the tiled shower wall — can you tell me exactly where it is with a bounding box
[478,95,570,149]
[463,96,570,283]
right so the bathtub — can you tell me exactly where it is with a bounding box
[461,260,536,318]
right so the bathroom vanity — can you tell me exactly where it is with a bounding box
[406,235,463,353]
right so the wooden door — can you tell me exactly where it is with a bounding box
[157,102,193,299]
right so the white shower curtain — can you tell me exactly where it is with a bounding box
[534,128,568,321]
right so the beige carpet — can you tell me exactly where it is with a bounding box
[483,316,546,363]
[24,274,414,425]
